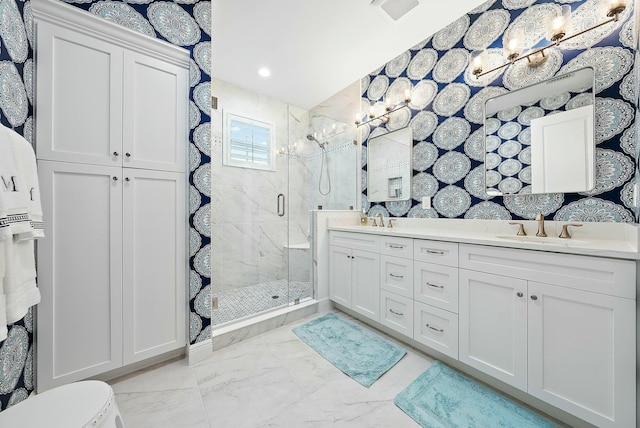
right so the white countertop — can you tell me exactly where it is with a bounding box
[327,217,640,260]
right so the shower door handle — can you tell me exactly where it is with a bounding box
[277,193,285,217]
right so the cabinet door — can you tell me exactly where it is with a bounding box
[527,282,635,428]
[351,249,380,321]
[122,51,188,172]
[459,269,528,391]
[122,169,187,364]
[329,246,352,307]
[35,22,123,166]
[36,161,123,392]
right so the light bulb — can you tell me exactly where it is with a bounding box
[369,105,375,119]
[546,5,571,43]
[470,50,486,77]
[504,28,524,62]
[355,112,361,125]
[404,88,411,103]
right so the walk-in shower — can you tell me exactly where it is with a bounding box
[211,79,358,327]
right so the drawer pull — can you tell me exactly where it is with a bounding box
[426,323,444,333]
[389,309,404,316]
[530,295,538,301]
[517,292,523,297]
[389,273,404,279]
[389,244,405,249]
[427,282,444,289]
[426,249,444,255]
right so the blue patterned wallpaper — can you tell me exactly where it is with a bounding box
[362,0,638,223]
[0,0,211,411]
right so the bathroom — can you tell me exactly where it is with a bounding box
[0,0,638,426]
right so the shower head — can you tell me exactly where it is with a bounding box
[306,134,327,148]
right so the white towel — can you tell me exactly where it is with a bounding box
[0,126,31,239]
[5,127,43,240]
[4,237,39,324]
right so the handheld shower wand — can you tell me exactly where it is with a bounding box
[306,135,331,195]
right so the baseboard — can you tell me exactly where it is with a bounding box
[187,338,213,365]
[317,297,333,313]
[211,299,319,351]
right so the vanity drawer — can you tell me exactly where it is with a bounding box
[380,255,413,298]
[329,231,380,252]
[380,236,413,259]
[414,240,458,267]
[380,290,413,338]
[459,244,636,299]
[414,301,458,359]
[414,262,458,313]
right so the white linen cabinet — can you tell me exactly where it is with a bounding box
[34,0,189,391]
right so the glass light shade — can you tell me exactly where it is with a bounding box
[505,29,524,61]
[546,5,572,43]
[470,50,487,76]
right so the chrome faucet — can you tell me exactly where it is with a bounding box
[375,212,385,227]
[535,213,547,237]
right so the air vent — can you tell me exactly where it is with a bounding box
[371,0,419,21]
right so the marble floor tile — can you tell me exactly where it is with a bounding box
[110,310,433,427]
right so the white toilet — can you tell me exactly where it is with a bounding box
[0,380,125,427]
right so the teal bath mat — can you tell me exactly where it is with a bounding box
[293,312,406,387]
[395,361,557,428]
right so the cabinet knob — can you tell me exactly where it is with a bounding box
[113,151,119,156]
[530,295,538,301]
[112,176,118,181]
[517,292,523,297]
[125,152,131,158]
[125,177,130,182]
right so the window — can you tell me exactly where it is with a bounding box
[223,112,275,171]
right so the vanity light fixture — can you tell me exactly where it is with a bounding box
[472,0,626,78]
[355,90,412,126]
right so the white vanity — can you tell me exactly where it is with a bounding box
[327,218,638,428]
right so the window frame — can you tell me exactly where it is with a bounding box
[222,111,276,171]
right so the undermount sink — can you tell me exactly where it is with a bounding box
[494,234,587,246]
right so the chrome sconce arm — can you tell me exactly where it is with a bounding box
[472,1,627,78]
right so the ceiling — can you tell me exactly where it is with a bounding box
[212,0,487,111]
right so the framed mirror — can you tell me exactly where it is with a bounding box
[484,67,595,195]
[367,127,412,202]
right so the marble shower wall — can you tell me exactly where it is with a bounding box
[211,79,312,294]
[306,119,358,211]
[361,0,638,222]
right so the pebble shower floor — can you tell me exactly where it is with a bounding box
[211,280,313,325]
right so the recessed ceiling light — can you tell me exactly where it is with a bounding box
[258,67,271,77]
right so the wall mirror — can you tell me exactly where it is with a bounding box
[484,67,595,195]
[367,127,413,202]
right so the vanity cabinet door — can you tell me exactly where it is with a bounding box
[329,246,352,308]
[351,249,380,321]
[527,281,635,428]
[459,269,528,391]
